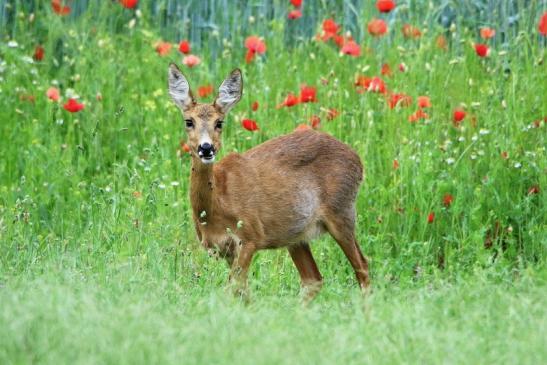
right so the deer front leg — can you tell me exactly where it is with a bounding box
[228,241,257,298]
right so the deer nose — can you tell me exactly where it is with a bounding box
[198,142,214,157]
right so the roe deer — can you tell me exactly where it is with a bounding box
[168,63,370,300]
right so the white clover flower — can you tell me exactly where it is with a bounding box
[446,157,456,165]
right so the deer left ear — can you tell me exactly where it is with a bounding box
[215,69,243,114]
[168,63,195,112]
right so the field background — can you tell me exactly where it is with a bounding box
[0,0,546,364]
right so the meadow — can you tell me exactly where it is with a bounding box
[0,1,546,364]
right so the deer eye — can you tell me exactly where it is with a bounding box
[215,120,224,130]
[185,119,194,129]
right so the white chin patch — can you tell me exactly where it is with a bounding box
[200,155,215,164]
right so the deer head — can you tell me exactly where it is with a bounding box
[168,63,243,164]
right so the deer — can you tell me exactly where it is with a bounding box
[168,63,370,300]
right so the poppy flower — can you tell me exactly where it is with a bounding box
[474,43,490,57]
[299,85,317,103]
[244,36,266,63]
[322,19,340,38]
[288,9,302,20]
[427,212,435,224]
[453,109,466,125]
[63,98,84,113]
[310,115,321,128]
[402,24,422,39]
[367,18,388,36]
[376,0,395,13]
[381,63,391,76]
[120,0,138,9]
[527,185,540,195]
[198,85,213,98]
[183,55,201,68]
[46,87,60,102]
[295,124,312,131]
[501,151,509,160]
[398,63,407,72]
[417,96,431,108]
[51,0,70,15]
[242,119,259,131]
[181,142,191,153]
[290,0,302,7]
[277,93,299,108]
[178,40,191,54]
[408,109,429,122]
[368,76,386,93]
[388,93,412,109]
[442,194,454,207]
[341,40,361,57]
[539,12,547,36]
[326,108,339,121]
[155,41,172,56]
[33,45,44,61]
[436,35,448,50]
[355,75,372,89]
[393,159,399,170]
[251,101,259,111]
[480,27,496,39]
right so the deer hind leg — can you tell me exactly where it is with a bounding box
[324,212,370,291]
[288,242,323,302]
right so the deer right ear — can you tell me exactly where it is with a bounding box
[168,63,195,111]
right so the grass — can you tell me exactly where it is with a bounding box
[0,1,546,364]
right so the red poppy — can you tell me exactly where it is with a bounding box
[181,142,191,154]
[427,212,435,224]
[442,194,454,207]
[539,12,547,36]
[300,85,317,103]
[323,19,340,37]
[244,36,266,63]
[408,109,429,122]
[288,9,302,19]
[198,85,213,98]
[355,75,372,89]
[436,35,448,50]
[277,93,299,108]
[402,24,422,38]
[295,124,312,131]
[310,115,321,128]
[326,108,339,121]
[33,45,44,61]
[290,0,302,7]
[398,63,407,72]
[183,55,201,68]
[368,76,386,93]
[242,119,259,131]
[178,40,191,54]
[388,93,412,109]
[367,18,388,36]
[120,0,138,9]
[155,41,172,56]
[341,40,361,57]
[527,185,540,195]
[376,0,395,13]
[474,43,490,57]
[480,27,496,39]
[393,159,399,170]
[381,63,391,76]
[46,87,60,102]
[251,101,259,111]
[51,0,70,15]
[453,109,466,125]
[63,98,84,113]
[417,96,431,108]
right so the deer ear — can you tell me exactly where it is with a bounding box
[168,63,195,111]
[215,69,243,114]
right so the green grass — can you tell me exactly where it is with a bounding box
[0,1,546,364]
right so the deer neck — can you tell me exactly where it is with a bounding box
[190,157,216,223]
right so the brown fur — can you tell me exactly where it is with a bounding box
[169,65,370,299]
